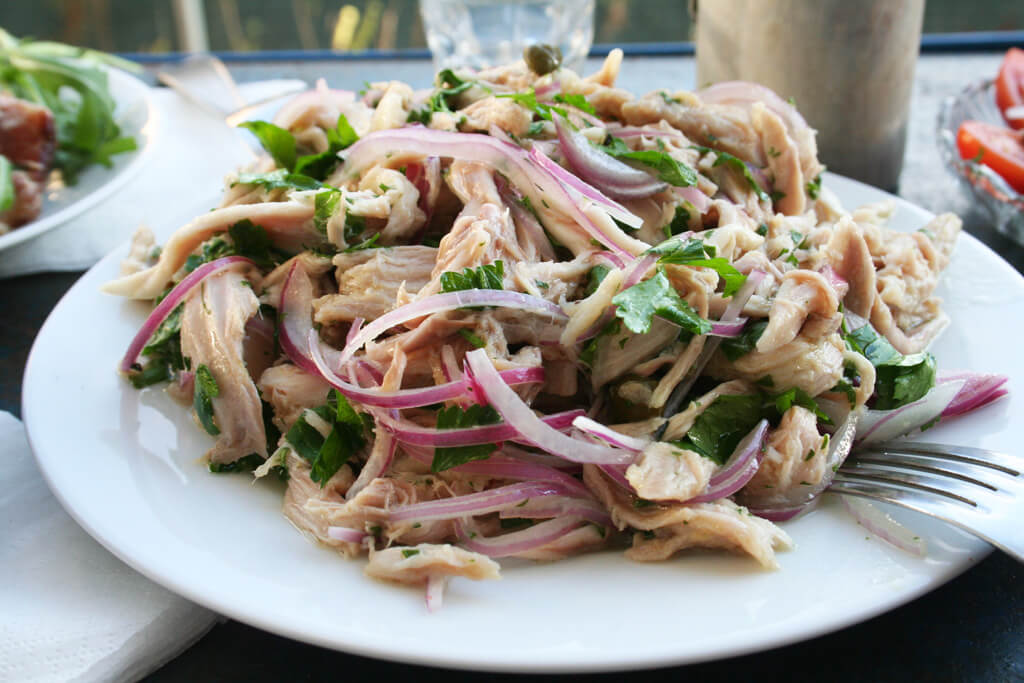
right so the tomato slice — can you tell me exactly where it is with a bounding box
[996,47,1024,130]
[956,120,1024,194]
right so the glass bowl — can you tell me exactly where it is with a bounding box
[936,78,1024,242]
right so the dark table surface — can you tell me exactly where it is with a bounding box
[2,54,1023,682]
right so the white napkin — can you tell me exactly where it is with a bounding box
[0,80,299,279]
[0,411,219,683]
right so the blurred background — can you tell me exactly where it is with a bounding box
[2,0,1023,56]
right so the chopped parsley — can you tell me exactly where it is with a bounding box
[440,261,504,292]
[240,113,356,180]
[601,135,698,187]
[431,404,502,472]
[611,269,712,336]
[584,264,611,297]
[648,236,747,297]
[662,204,691,238]
[719,320,768,361]
[806,173,822,200]
[193,364,220,436]
[401,548,420,559]
[844,321,936,410]
[285,390,368,486]
[458,328,487,348]
[692,145,770,202]
[408,69,485,123]
[552,92,596,116]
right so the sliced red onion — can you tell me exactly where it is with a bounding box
[856,380,966,446]
[698,81,811,139]
[709,317,747,337]
[388,480,578,523]
[377,408,583,448]
[1006,105,1024,124]
[309,335,544,409]
[594,251,626,269]
[818,265,849,298]
[118,256,255,373]
[465,349,636,465]
[402,446,590,495]
[622,252,658,290]
[339,127,643,250]
[425,574,446,613]
[572,416,648,452]
[346,426,397,500]
[497,444,583,470]
[440,345,462,382]
[687,419,768,503]
[599,464,633,492]
[497,495,612,527]
[554,116,668,200]
[334,288,566,368]
[660,269,766,417]
[326,526,367,543]
[454,516,586,558]
[750,503,811,522]
[745,408,860,510]
[405,157,441,224]
[938,372,1009,418]
[278,261,326,376]
[675,186,711,214]
[840,496,927,557]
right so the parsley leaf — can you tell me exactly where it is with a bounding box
[692,145,770,202]
[440,261,505,292]
[719,319,768,361]
[294,113,358,179]
[552,93,596,116]
[648,236,747,297]
[773,386,833,424]
[663,204,690,238]
[496,89,570,122]
[431,404,501,472]
[844,322,936,410]
[193,364,220,436]
[673,394,764,465]
[601,136,697,187]
[407,69,482,123]
[238,120,297,171]
[806,173,822,200]
[584,264,611,297]
[285,390,368,486]
[611,270,712,336]
[314,189,340,235]
[233,169,324,192]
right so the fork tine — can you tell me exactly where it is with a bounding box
[850,455,1000,491]
[858,441,1021,476]
[834,469,980,507]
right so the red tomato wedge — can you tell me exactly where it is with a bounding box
[996,47,1024,130]
[956,120,1024,194]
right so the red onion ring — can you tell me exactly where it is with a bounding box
[572,415,648,451]
[554,116,668,200]
[464,348,636,465]
[454,517,587,558]
[402,446,590,496]
[326,526,368,543]
[687,419,768,503]
[388,480,580,523]
[118,256,255,374]
[377,408,584,448]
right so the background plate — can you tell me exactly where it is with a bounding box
[23,174,1019,672]
[0,67,157,252]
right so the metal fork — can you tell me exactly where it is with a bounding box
[832,441,1024,562]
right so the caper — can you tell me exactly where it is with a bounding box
[524,43,563,76]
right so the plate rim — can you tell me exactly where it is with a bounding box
[21,172,1016,672]
[0,67,158,252]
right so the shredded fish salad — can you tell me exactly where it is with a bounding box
[106,50,1007,610]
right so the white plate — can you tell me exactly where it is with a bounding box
[0,67,156,252]
[23,174,1020,672]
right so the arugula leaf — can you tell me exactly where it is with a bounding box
[844,322,936,410]
[233,169,324,192]
[692,145,770,202]
[719,319,768,361]
[193,364,220,436]
[773,386,833,424]
[285,390,368,486]
[648,236,747,297]
[0,156,12,212]
[440,261,505,292]
[611,270,712,336]
[601,136,697,187]
[552,93,596,116]
[238,120,297,171]
[673,394,764,465]
[431,404,501,472]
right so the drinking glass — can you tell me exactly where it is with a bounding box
[419,0,595,72]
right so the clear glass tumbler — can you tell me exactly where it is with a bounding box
[419,0,595,72]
